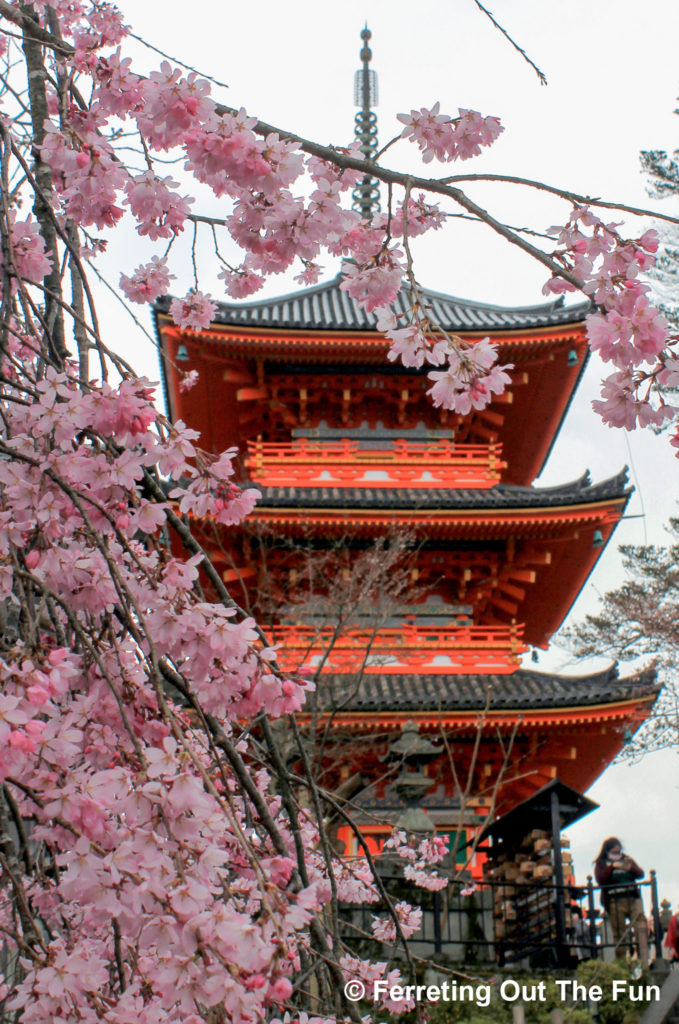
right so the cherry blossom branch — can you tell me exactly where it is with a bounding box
[1,785,32,872]
[256,715,386,1020]
[5,5,672,304]
[2,126,110,377]
[438,172,679,225]
[112,920,127,992]
[252,706,422,989]
[400,178,470,359]
[0,850,47,953]
[151,475,285,657]
[257,716,317,881]
[194,707,317,908]
[0,1,72,55]
[312,784,419,979]
[0,8,657,301]
[19,7,67,364]
[289,715,342,952]
[147,681,288,937]
[11,563,147,757]
[200,101,587,289]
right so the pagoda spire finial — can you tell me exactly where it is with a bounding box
[352,25,381,220]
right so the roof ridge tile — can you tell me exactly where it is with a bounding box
[156,277,591,333]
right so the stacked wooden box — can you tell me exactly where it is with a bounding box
[485,830,572,945]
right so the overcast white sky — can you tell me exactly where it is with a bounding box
[107,0,679,911]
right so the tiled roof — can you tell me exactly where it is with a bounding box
[320,665,658,713]
[252,469,631,511]
[156,274,591,333]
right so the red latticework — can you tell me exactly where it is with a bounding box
[267,623,525,674]
[246,439,506,489]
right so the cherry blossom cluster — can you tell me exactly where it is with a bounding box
[5,6,508,416]
[0,314,452,1024]
[375,308,514,413]
[374,194,447,239]
[545,207,678,433]
[120,255,175,305]
[426,338,513,415]
[41,115,129,230]
[124,172,193,241]
[383,830,449,891]
[5,1,677,440]
[169,289,217,331]
[371,901,423,942]
[0,347,335,1021]
[340,248,405,313]
[23,5,504,413]
[0,215,54,287]
[339,954,416,1014]
[397,102,503,162]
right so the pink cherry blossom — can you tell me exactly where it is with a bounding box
[170,290,217,330]
[397,103,503,163]
[268,977,293,1003]
[178,369,200,392]
[120,256,175,304]
[340,250,404,313]
[592,370,673,430]
[372,901,423,941]
[137,62,215,151]
[427,341,513,414]
[124,172,193,240]
[397,102,452,162]
[386,324,427,368]
[219,265,265,298]
[0,216,53,287]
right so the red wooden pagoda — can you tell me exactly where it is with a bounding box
[154,274,658,864]
[153,31,657,867]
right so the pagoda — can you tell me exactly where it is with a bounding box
[153,30,658,869]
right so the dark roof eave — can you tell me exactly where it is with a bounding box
[249,468,632,512]
[314,665,659,714]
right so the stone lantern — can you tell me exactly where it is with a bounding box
[388,720,441,835]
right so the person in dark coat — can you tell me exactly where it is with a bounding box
[594,837,648,965]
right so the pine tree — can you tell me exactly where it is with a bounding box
[564,520,679,757]
[640,98,679,331]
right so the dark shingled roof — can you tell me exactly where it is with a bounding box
[252,469,631,511]
[156,274,591,333]
[321,665,658,713]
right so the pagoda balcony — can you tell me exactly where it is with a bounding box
[267,623,526,675]
[246,439,506,489]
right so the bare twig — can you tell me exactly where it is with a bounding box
[127,30,230,92]
[471,0,548,85]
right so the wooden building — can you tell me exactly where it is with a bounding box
[154,272,658,869]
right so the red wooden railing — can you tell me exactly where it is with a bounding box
[246,439,506,489]
[266,623,525,674]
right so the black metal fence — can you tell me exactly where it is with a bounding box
[339,872,665,968]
